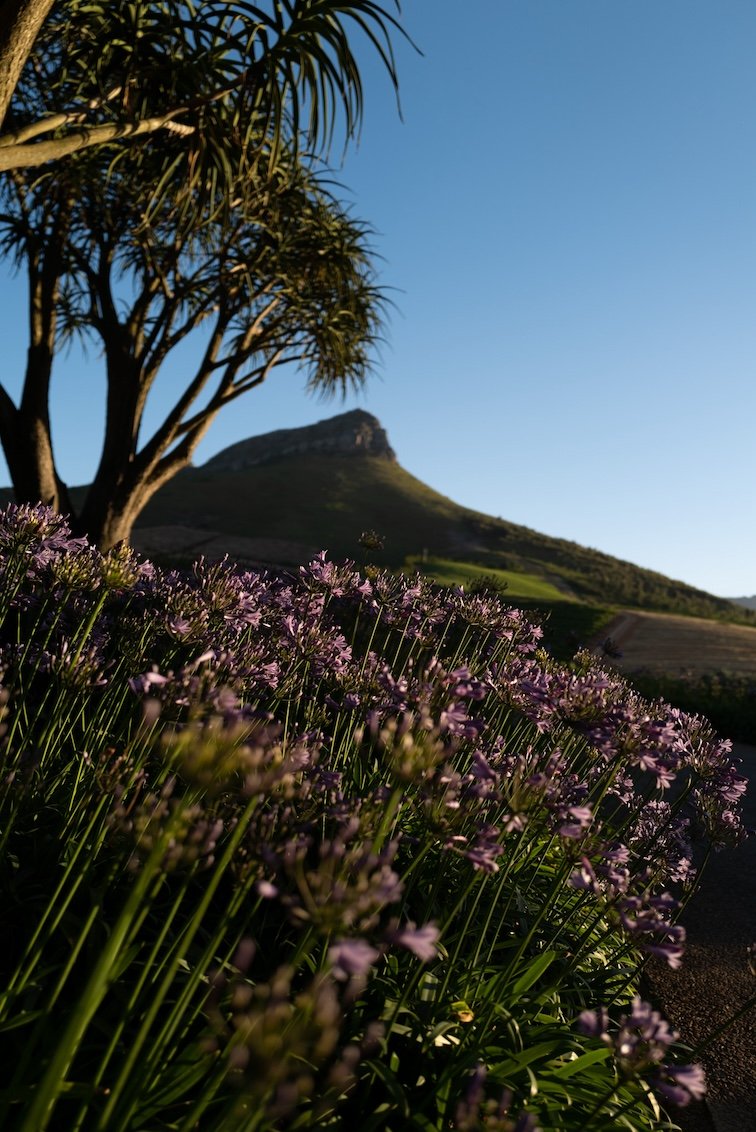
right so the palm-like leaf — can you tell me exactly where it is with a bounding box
[0,0,411,220]
[0,1,406,548]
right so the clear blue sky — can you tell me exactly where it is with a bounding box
[1,0,755,597]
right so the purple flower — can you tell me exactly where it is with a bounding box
[387,921,439,962]
[617,894,686,968]
[615,998,678,1065]
[469,750,499,782]
[579,997,680,1074]
[440,700,482,739]
[256,880,279,899]
[653,1062,707,1106]
[577,1007,610,1040]
[570,858,599,893]
[167,614,192,637]
[328,938,381,980]
[462,824,505,874]
[557,804,593,839]
[447,667,487,701]
[128,668,170,695]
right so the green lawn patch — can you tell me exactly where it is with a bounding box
[405,556,571,601]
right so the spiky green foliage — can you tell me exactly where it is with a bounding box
[0,150,386,550]
[0,3,405,550]
[0,0,407,211]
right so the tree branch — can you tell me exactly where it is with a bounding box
[134,313,230,477]
[0,112,196,173]
[173,351,287,438]
[0,110,86,147]
[0,380,19,431]
[0,86,125,147]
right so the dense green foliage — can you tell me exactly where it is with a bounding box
[0,2,404,193]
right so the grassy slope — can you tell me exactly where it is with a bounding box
[2,451,750,634]
[135,454,753,627]
[406,556,570,600]
[137,456,464,558]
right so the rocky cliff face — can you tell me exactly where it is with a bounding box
[200,409,397,472]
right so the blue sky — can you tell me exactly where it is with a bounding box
[1,0,755,596]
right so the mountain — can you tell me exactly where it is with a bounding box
[126,410,752,625]
[730,596,756,611]
[201,409,396,471]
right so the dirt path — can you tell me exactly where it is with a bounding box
[587,613,756,1130]
[646,742,756,1132]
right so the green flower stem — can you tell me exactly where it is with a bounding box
[47,904,101,1010]
[438,874,491,998]
[127,890,264,1113]
[0,793,112,1016]
[477,846,574,1007]
[394,871,487,1024]
[466,861,524,972]
[17,822,185,1132]
[95,792,264,1130]
[68,589,110,671]
[174,1052,231,1132]
[370,783,404,855]
[77,878,195,1123]
[140,928,244,1108]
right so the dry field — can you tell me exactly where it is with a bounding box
[595,610,756,677]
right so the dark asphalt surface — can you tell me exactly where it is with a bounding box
[645,743,756,1132]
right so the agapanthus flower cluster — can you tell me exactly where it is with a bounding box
[577,997,706,1106]
[108,772,224,872]
[0,504,749,1130]
[205,949,360,1123]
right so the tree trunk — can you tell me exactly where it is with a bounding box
[0,405,69,512]
[0,0,54,130]
[0,200,74,517]
[71,456,192,552]
[71,335,149,549]
[70,490,141,552]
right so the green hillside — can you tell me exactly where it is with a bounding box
[2,443,751,631]
[131,452,753,627]
[139,455,466,557]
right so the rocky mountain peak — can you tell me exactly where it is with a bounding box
[200,410,397,473]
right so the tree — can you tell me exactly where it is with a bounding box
[0,0,407,550]
[0,147,385,550]
[0,1,405,215]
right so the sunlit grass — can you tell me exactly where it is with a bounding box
[404,555,573,600]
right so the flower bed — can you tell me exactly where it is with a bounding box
[0,504,747,1130]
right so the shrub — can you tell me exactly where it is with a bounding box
[0,504,747,1130]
